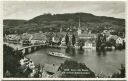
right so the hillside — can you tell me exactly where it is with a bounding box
[3,19,27,26]
[3,13,125,35]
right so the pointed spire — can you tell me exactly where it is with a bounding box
[78,17,82,35]
[78,17,81,28]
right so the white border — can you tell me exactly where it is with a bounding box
[0,0,3,81]
[0,0,127,80]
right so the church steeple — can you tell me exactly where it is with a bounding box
[77,18,82,35]
[79,18,81,28]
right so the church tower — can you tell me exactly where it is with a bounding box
[77,18,82,35]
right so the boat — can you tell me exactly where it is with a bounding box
[48,51,70,58]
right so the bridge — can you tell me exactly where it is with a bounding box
[18,44,47,55]
[4,42,62,56]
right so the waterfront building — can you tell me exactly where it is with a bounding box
[83,41,93,49]
[30,32,47,45]
[21,33,32,45]
[5,34,21,43]
[116,37,123,45]
[78,34,96,40]
[76,18,96,48]
[107,35,123,45]
[60,36,66,46]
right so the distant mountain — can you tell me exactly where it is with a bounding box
[3,13,125,35]
[28,13,124,25]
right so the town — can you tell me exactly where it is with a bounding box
[3,1,125,78]
[3,22,125,78]
[4,23,125,51]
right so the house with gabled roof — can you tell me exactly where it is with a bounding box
[6,34,21,43]
[106,35,124,45]
[52,34,62,43]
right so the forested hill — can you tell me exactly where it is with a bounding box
[3,19,27,26]
[3,13,125,35]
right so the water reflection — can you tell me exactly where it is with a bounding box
[64,46,113,58]
[65,47,86,56]
[65,47,76,56]
[65,47,107,56]
[78,48,84,55]
[96,51,106,57]
[26,47,125,75]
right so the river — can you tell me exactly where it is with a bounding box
[26,47,125,76]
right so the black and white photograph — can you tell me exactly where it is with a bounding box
[3,1,126,78]
[3,80,126,81]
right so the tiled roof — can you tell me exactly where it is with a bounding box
[7,34,21,40]
[108,35,119,40]
[78,34,96,38]
[31,33,47,41]
[21,34,31,40]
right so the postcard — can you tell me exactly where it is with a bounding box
[2,0,126,79]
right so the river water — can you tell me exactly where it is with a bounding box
[26,47,125,76]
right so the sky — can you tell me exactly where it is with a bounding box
[3,1,125,20]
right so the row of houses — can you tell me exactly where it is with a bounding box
[5,30,97,48]
[5,29,124,49]
[5,32,47,45]
[5,31,66,45]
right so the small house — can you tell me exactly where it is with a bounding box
[83,41,93,49]
[116,37,123,45]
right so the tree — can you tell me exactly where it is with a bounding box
[72,34,76,46]
[96,33,106,51]
[65,34,69,46]
[3,44,21,77]
[3,44,31,78]
[106,38,116,47]
[78,39,85,48]
[96,33,102,48]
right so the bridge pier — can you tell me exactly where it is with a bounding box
[33,46,36,50]
[25,48,29,55]
[28,48,31,53]
[37,46,39,49]
[31,47,34,52]
[41,45,43,48]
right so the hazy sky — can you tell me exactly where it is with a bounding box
[3,1,125,20]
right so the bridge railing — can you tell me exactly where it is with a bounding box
[18,44,46,51]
